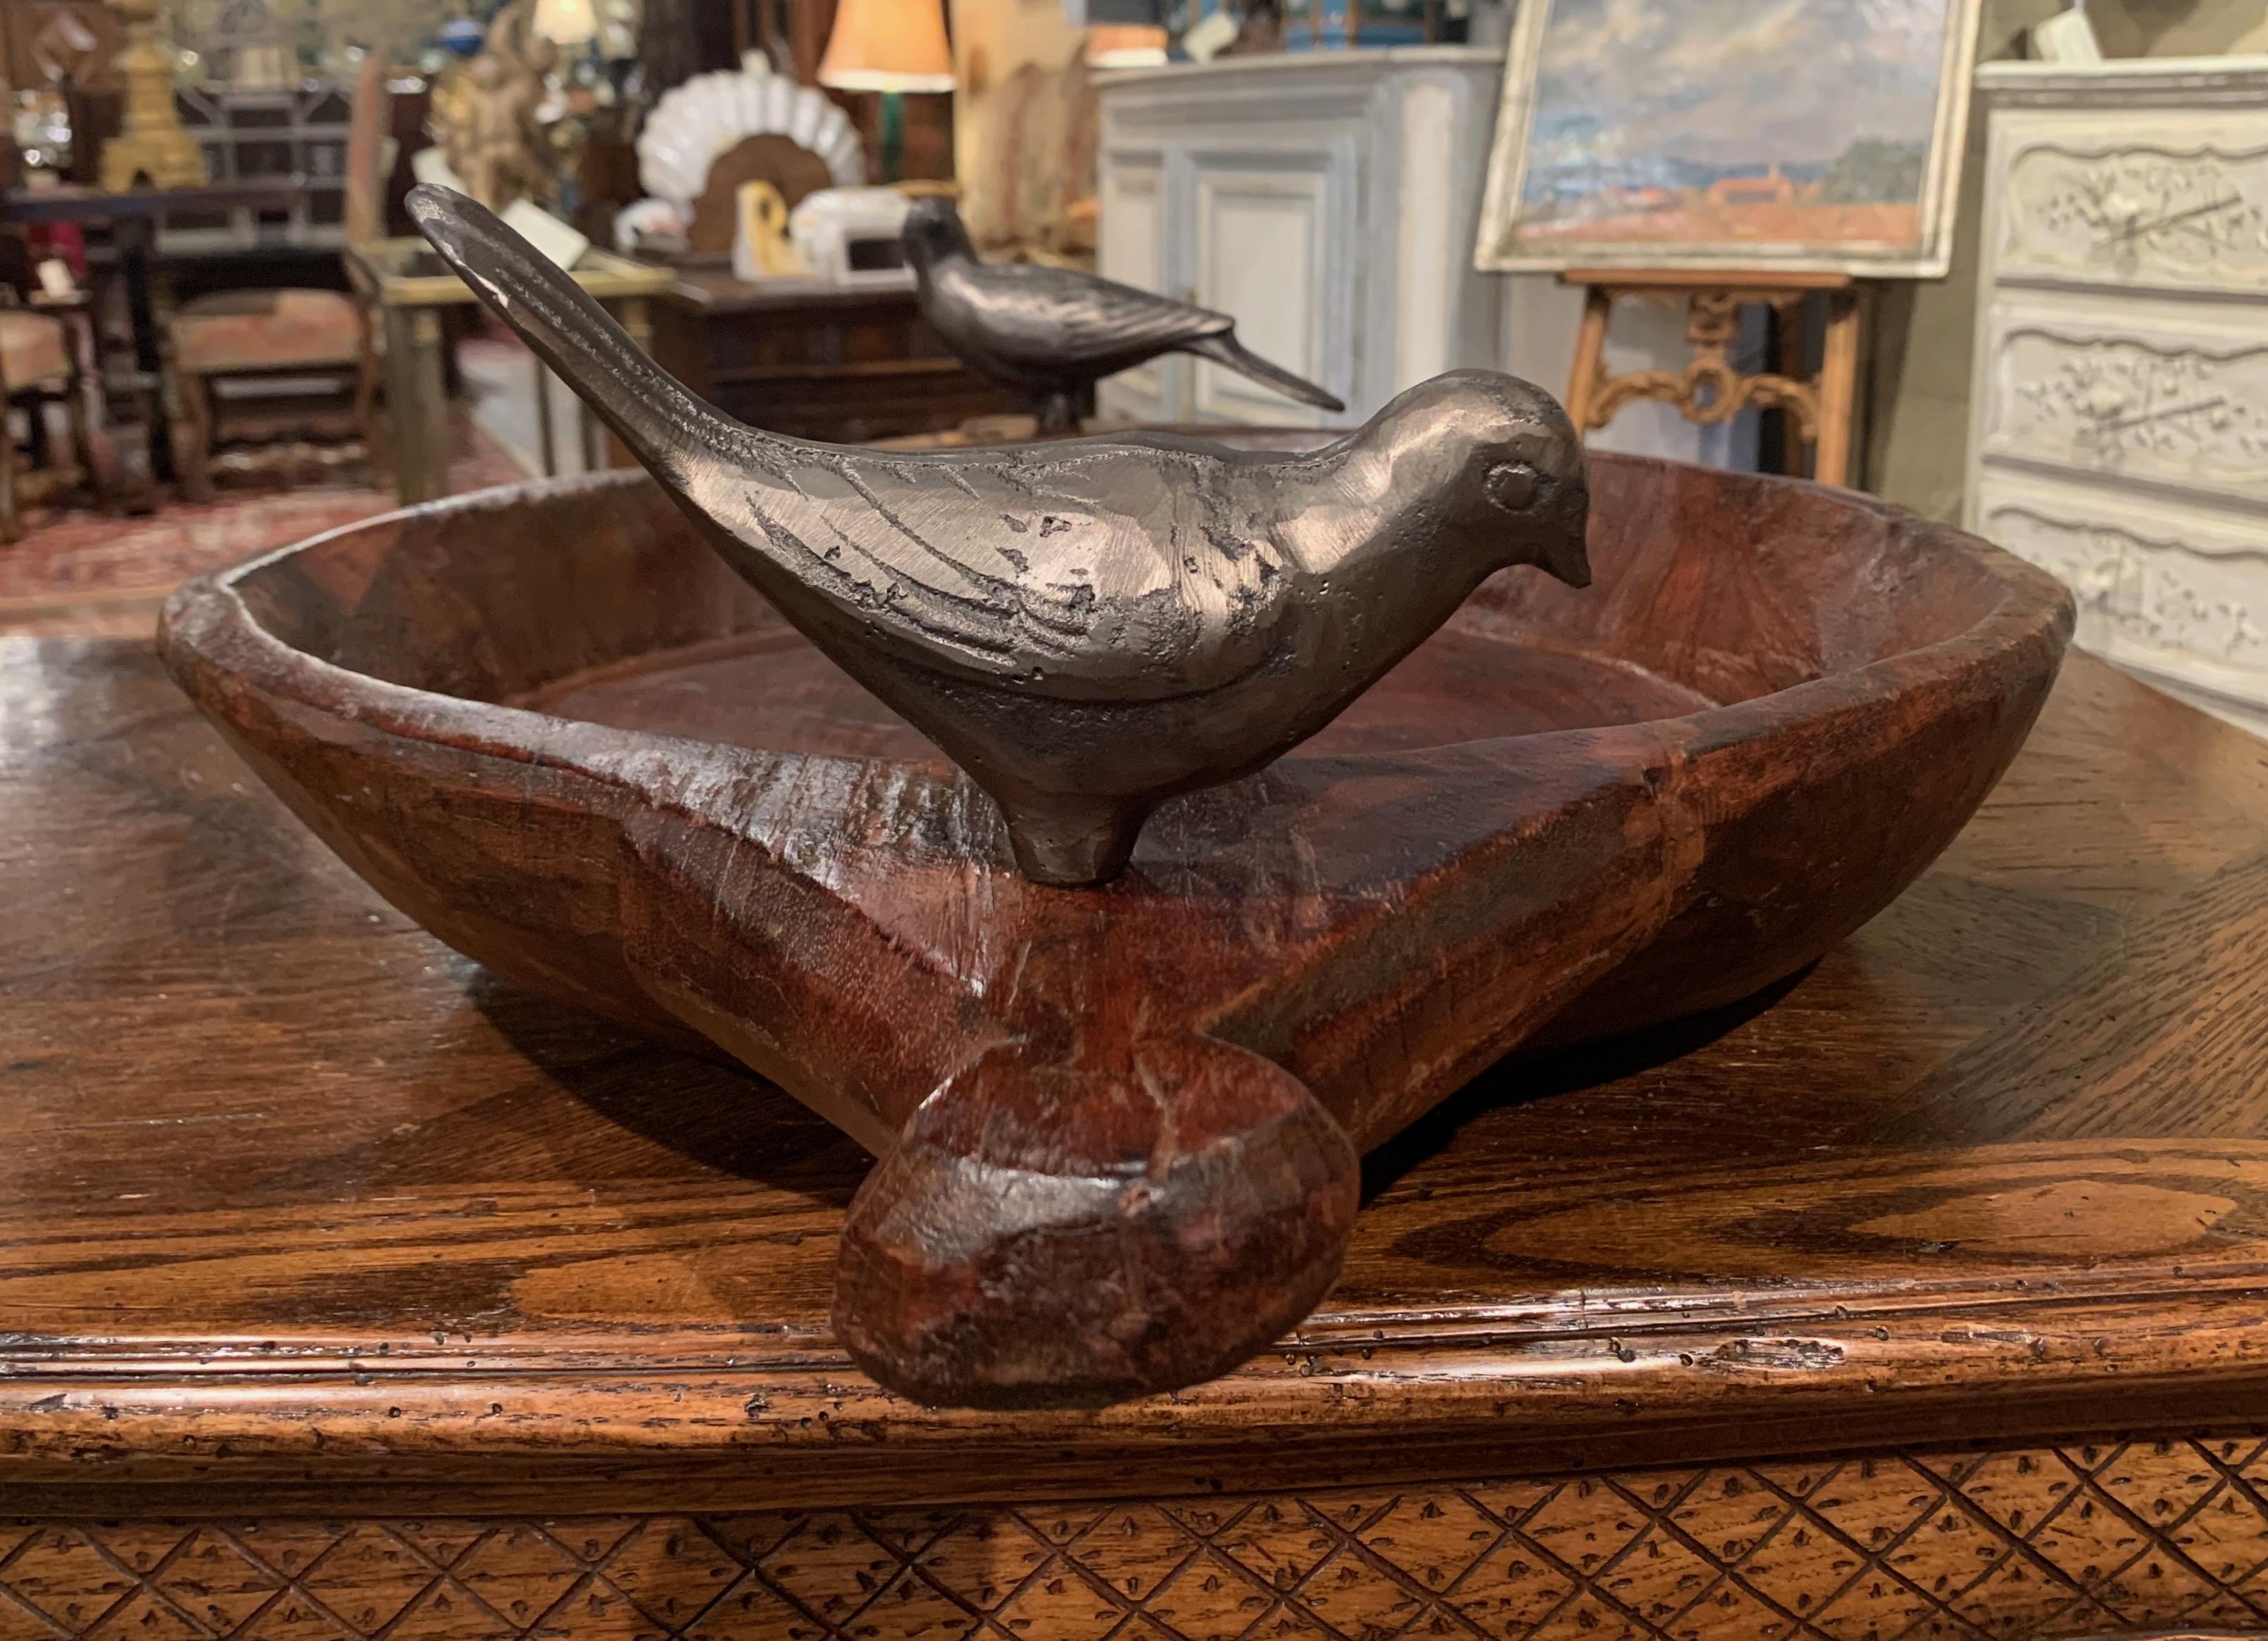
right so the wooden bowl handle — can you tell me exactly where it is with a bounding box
[833,1036,1360,1408]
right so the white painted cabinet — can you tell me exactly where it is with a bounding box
[1096,156,1172,420]
[1095,46,1504,428]
[1967,57,2268,735]
[1189,158,1344,422]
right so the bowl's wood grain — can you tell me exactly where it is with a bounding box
[159,452,2074,1408]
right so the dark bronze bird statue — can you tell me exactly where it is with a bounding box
[900,196,1346,435]
[408,185,1592,885]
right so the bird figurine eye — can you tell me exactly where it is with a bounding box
[1484,462,1540,513]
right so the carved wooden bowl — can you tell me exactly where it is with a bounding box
[160,451,2074,1410]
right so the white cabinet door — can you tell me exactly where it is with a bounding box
[1096,156,1179,423]
[1189,153,1350,425]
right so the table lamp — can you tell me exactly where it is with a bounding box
[817,0,953,182]
[533,0,600,47]
[1085,0,1169,67]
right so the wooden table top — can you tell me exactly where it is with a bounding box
[659,266,923,314]
[6,635,2268,1516]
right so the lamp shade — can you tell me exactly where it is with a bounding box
[533,0,600,45]
[817,0,955,92]
[1085,23,1168,65]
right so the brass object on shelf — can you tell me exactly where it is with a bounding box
[100,0,209,191]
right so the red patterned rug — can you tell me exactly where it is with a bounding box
[0,421,527,639]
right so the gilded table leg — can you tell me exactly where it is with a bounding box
[534,356,558,478]
[412,310,452,501]
[578,388,601,473]
[618,296,653,358]
[384,306,451,504]
[576,301,603,473]
[380,305,419,504]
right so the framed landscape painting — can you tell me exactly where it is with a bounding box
[1474,0,1985,277]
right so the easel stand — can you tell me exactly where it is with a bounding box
[1561,269,1863,487]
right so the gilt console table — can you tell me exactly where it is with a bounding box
[8,634,2268,1640]
[343,238,675,506]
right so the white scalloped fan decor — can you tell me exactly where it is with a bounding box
[636,69,866,207]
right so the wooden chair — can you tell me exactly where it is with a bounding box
[163,54,388,501]
[0,250,103,544]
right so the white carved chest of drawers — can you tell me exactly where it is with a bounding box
[1967,57,2268,735]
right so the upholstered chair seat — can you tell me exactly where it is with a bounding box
[0,310,72,389]
[169,289,365,374]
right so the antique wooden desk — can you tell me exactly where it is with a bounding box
[649,270,1020,445]
[6,634,2268,1640]
[344,239,675,506]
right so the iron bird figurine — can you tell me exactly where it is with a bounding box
[408,185,1592,886]
[897,197,1347,435]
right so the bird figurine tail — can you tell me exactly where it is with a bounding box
[1186,333,1346,414]
[406,185,747,489]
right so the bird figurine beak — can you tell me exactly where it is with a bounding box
[1546,529,1594,591]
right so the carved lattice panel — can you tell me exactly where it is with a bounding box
[9,1434,2268,1639]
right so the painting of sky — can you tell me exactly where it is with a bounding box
[1514,0,1955,251]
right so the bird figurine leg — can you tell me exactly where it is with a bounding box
[1033,389,1081,438]
[998,790,1148,886]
